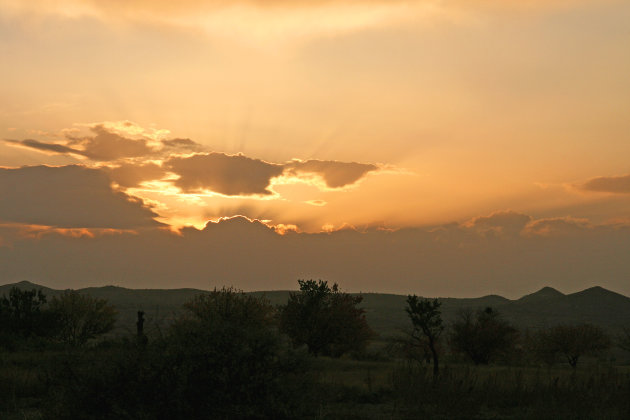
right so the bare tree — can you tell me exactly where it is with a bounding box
[532,323,611,368]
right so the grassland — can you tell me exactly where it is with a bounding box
[2,281,630,418]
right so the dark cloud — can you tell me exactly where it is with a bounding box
[6,126,155,162]
[0,165,162,228]
[105,163,167,188]
[7,127,206,164]
[165,155,378,195]
[5,139,82,155]
[6,125,378,195]
[579,174,630,194]
[165,153,284,195]
[68,125,155,161]
[161,138,204,152]
[285,159,378,188]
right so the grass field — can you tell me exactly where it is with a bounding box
[2,282,630,418]
[3,347,629,419]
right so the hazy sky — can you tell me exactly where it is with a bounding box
[1,0,629,296]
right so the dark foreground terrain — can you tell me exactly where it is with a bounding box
[1,281,630,419]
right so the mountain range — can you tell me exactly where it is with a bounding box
[2,281,630,337]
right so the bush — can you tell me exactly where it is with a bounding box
[530,323,611,368]
[449,307,518,365]
[49,291,117,346]
[0,287,57,350]
[45,288,313,419]
[279,280,373,357]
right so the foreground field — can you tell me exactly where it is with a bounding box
[2,281,630,418]
[2,348,630,419]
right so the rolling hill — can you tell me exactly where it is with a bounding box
[2,281,630,337]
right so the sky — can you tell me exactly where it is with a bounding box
[1,0,629,297]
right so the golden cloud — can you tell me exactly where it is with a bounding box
[579,174,630,194]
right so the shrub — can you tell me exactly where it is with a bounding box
[449,307,518,365]
[279,280,373,357]
[49,291,117,346]
[45,288,313,419]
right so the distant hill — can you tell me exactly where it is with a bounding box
[2,281,630,337]
[518,286,565,303]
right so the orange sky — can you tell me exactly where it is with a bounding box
[1,0,629,296]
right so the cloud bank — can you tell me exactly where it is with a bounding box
[0,165,161,228]
[1,211,629,298]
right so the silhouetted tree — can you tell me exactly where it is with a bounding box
[279,279,373,357]
[404,296,444,378]
[0,287,55,340]
[450,307,518,365]
[49,290,117,346]
[532,323,611,368]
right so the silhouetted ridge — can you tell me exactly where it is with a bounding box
[11,280,42,288]
[0,280,57,296]
[518,286,565,302]
[478,294,510,304]
[2,280,630,332]
[568,286,630,302]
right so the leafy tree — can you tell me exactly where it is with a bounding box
[0,286,55,339]
[532,323,611,368]
[450,307,518,365]
[49,290,117,346]
[404,296,444,377]
[279,279,373,357]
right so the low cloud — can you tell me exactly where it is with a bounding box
[285,160,378,188]
[165,153,284,196]
[464,211,532,236]
[579,174,630,194]
[2,210,630,297]
[0,165,162,229]
[522,217,592,237]
[105,163,167,188]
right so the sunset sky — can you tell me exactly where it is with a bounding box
[1,0,629,297]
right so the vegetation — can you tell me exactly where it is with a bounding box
[45,287,312,419]
[1,281,630,419]
[279,279,373,357]
[0,287,56,349]
[449,307,518,365]
[530,323,611,368]
[48,291,117,346]
[404,296,444,377]
[618,326,630,353]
